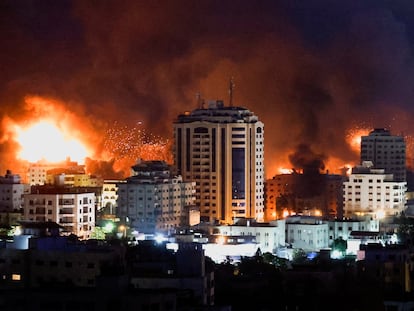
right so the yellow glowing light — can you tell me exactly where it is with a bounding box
[216,236,226,245]
[282,209,290,218]
[314,210,322,217]
[346,127,370,153]
[278,167,292,174]
[16,120,89,163]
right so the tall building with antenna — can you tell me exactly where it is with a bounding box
[173,99,265,224]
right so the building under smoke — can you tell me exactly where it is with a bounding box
[265,171,345,220]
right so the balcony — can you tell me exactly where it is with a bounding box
[60,208,74,215]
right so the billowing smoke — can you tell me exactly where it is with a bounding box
[288,144,326,174]
[1,1,414,178]
[84,158,125,180]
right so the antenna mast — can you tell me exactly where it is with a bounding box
[196,92,202,109]
[228,77,235,107]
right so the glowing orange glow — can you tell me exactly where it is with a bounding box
[325,157,353,176]
[15,120,89,163]
[346,127,371,153]
[282,209,290,218]
[278,167,293,174]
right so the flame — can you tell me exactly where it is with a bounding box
[278,167,293,174]
[346,126,371,153]
[15,120,90,163]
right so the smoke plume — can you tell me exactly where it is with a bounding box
[1,1,414,178]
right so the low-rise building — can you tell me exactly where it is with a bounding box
[23,186,95,239]
[0,170,29,212]
[285,216,329,252]
[213,218,285,254]
[328,218,379,245]
[129,241,214,306]
[358,243,413,294]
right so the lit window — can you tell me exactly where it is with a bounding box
[12,274,21,281]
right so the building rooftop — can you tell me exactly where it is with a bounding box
[30,185,99,195]
[174,100,259,124]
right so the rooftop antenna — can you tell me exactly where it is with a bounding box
[228,77,235,107]
[196,92,202,109]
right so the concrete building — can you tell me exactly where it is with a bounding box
[361,128,406,182]
[0,170,29,212]
[285,216,329,252]
[101,180,123,215]
[23,186,95,239]
[130,242,215,306]
[265,172,345,220]
[173,100,265,224]
[328,218,379,245]
[213,218,285,254]
[116,160,197,235]
[46,170,101,187]
[27,158,85,186]
[0,234,126,289]
[358,243,413,294]
[343,162,407,219]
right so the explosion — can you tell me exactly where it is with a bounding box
[2,96,172,179]
[102,121,172,174]
[345,126,371,154]
[15,120,89,163]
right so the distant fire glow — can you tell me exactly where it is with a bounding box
[16,120,89,163]
[346,126,371,153]
[278,167,293,174]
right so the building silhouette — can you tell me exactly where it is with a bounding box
[360,128,406,182]
[173,100,265,224]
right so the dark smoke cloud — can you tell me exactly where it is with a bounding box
[288,144,326,173]
[1,0,414,178]
[84,158,124,180]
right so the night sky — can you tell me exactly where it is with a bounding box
[1,0,414,178]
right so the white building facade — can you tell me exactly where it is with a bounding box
[23,188,95,239]
[214,219,286,254]
[173,100,265,224]
[328,218,379,245]
[102,180,123,215]
[285,216,329,252]
[343,164,407,218]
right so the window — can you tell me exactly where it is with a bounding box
[11,274,21,281]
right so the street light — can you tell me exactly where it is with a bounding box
[119,225,127,238]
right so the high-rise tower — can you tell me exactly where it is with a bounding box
[360,128,406,182]
[173,100,265,224]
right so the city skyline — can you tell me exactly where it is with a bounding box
[2,1,414,179]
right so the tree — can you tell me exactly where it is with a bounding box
[90,227,106,240]
[292,248,307,264]
[332,237,347,256]
[396,213,414,246]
